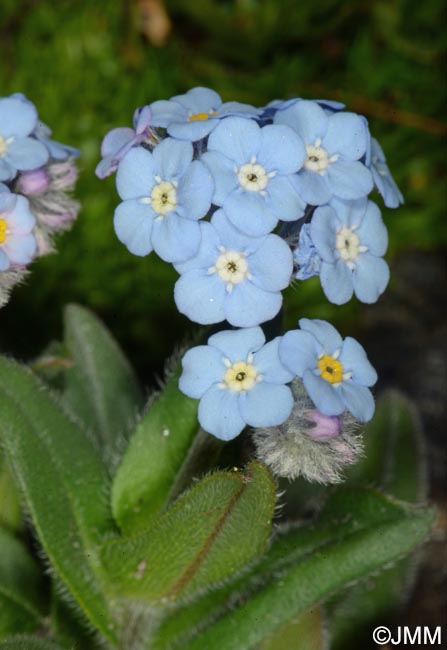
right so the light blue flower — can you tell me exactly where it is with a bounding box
[179,327,294,440]
[202,117,306,237]
[174,209,293,327]
[34,121,79,162]
[149,87,259,142]
[95,106,153,179]
[367,137,404,208]
[295,223,321,280]
[0,96,49,182]
[274,100,373,205]
[309,198,389,304]
[0,191,36,270]
[279,318,377,422]
[114,138,213,263]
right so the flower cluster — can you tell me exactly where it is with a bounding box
[0,93,79,307]
[99,87,403,447]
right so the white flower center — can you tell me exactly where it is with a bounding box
[336,226,368,265]
[221,357,259,392]
[304,139,338,173]
[209,248,251,293]
[236,156,275,193]
[150,179,177,215]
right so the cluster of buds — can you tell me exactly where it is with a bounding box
[0,93,79,307]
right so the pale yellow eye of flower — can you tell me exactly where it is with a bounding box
[237,162,269,192]
[150,180,177,215]
[304,138,338,173]
[210,249,250,292]
[223,360,258,392]
[0,135,8,157]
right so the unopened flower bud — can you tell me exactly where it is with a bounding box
[307,410,341,441]
[17,168,50,196]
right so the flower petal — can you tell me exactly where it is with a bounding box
[225,192,278,237]
[113,199,154,256]
[299,318,343,354]
[198,386,246,440]
[6,195,35,233]
[290,169,332,206]
[151,212,201,263]
[356,201,388,256]
[257,124,305,174]
[201,151,238,206]
[6,137,49,171]
[101,127,135,157]
[149,99,185,128]
[174,221,220,274]
[303,369,345,415]
[174,269,226,324]
[177,160,213,220]
[274,100,328,144]
[208,327,265,363]
[279,329,320,376]
[239,382,293,427]
[265,175,306,222]
[253,337,294,383]
[3,233,36,265]
[0,97,37,138]
[310,205,337,262]
[224,281,282,327]
[339,337,377,386]
[320,259,354,305]
[207,117,261,165]
[248,234,293,291]
[152,138,194,180]
[172,87,222,113]
[352,253,390,304]
[211,209,255,251]
[339,382,375,422]
[179,345,225,398]
[326,161,373,200]
[116,147,155,200]
[323,112,368,160]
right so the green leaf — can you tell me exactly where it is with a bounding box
[258,607,327,650]
[63,303,143,468]
[0,637,65,650]
[178,487,433,650]
[103,462,275,603]
[0,357,116,643]
[111,366,200,534]
[0,528,45,640]
[49,582,98,650]
[0,454,22,533]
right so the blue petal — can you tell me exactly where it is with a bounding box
[7,195,35,233]
[174,221,220,274]
[290,169,332,206]
[224,281,282,327]
[253,337,294,383]
[198,386,246,440]
[95,155,119,179]
[326,161,373,200]
[329,197,366,226]
[113,199,154,256]
[208,327,265,363]
[0,160,14,181]
[279,329,320,376]
[101,127,135,157]
[6,137,48,171]
[320,259,354,305]
[149,99,185,128]
[179,345,225,398]
[152,138,193,180]
[135,106,152,133]
[352,253,389,304]
[168,119,218,142]
[116,147,155,200]
[248,234,293,291]
[177,160,213,220]
[339,337,377,386]
[219,101,259,116]
[323,112,368,160]
[356,201,388,256]
[3,232,36,265]
[225,192,278,237]
[299,318,343,354]
[0,98,37,138]
[339,382,375,422]
[151,212,201,263]
[0,192,16,212]
[211,209,255,251]
[0,250,9,271]
[303,369,345,415]
[207,117,261,165]
[265,175,306,222]
[274,100,328,144]
[201,151,238,206]
[239,382,293,427]
[172,87,222,113]
[310,205,337,262]
[174,269,226,324]
[257,124,305,174]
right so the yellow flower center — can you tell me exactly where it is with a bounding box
[223,361,258,392]
[0,217,7,244]
[317,354,344,384]
[0,135,8,157]
[304,139,338,173]
[150,180,177,215]
[188,111,217,122]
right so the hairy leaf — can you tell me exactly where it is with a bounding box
[258,607,327,650]
[0,357,116,643]
[0,455,21,533]
[0,637,65,650]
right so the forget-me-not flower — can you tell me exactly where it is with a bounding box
[274,100,373,205]
[309,198,389,304]
[279,318,377,422]
[0,96,49,182]
[367,137,404,208]
[149,86,259,142]
[179,327,294,440]
[34,121,79,162]
[174,209,293,327]
[95,106,154,179]
[0,190,36,270]
[202,117,306,236]
[114,138,213,263]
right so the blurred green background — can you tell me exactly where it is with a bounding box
[0,0,445,379]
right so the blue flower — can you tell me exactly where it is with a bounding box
[279,318,377,422]
[179,327,294,440]
[0,96,49,182]
[95,106,153,179]
[367,137,404,208]
[274,100,373,205]
[202,117,306,237]
[0,191,36,270]
[114,138,213,263]
[149,86,259,142]
[174,209,293,327]
[295,223,321,280]
[309,198,389,304]
[34,121,79,162]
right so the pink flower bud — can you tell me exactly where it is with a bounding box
[17,168,50,196]
[307,410,341,441]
